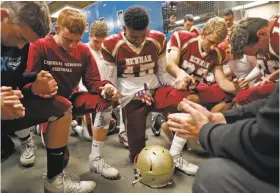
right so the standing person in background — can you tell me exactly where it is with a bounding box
[183,14,201,36]
[223,9,236,38]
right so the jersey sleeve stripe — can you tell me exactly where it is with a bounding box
[158,52,166,58]
[112,39,126,58]
[174,32,181,50]
[214,48,222,65]
[101,43,111,56]
[181,37,199,51]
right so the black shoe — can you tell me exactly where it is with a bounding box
[1,134,15,162]
[151,113,165,136]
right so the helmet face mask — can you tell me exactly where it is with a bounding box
[133,145,175,188]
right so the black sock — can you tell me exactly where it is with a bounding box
[46,146,66,179]
[19,134,31,142]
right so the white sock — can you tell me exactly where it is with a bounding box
[16,128,31,139]
[169,134,187,157]
[118,107,125,134]
[90,140,103,160]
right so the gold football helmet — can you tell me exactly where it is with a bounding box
[133,145,174,188]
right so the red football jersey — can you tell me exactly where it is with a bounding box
[169,31,226,85]
[256,53,279,76]
[101,30,166,78]
[189,26,201,36]
[269,16,279,58]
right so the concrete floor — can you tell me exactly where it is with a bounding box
[1,124,209,193]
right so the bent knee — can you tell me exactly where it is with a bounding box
[186,94,200,104]
[53,95,72,112]
[196,158,233,185]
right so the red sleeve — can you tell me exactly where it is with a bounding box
[22,41,45,97]
[101,35,118,65]
[191,27,201,36]
[83,48,111,94]
[148,30,167,58]
[26,41,44,73]
[169,31,196,51]
[159,40,167,58]
[101,46,115,65]
[169,31,181,51]
[215,46,227,66]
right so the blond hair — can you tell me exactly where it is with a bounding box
[202,17,228,40]
[89,21,108,38]
[1,1,51,37]
[57,9,86,34]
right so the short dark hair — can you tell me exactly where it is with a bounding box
[184,14,194,22]
[123,6,149,30]
[1,1,51,38]
[230,17,268,58]
[224,9,234,16]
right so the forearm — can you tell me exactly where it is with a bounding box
[166,63,187,78]
[224,67,233,78]
[245,67,261,82]
[214,66,238,94]
[21,72,37,87]
[217,78,238,94]
[199,85,279,184]
[267,70,279,82]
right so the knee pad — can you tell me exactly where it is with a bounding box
[93,107,112,129]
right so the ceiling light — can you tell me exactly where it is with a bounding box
[175,16,200,24]
[175,19,184,24]
[51,5,81,18]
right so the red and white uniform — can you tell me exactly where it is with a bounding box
[269,16,279,58]
[234,16,279,105]
[256,54,279,78]
[189,26,201,36]
[101,30,167,107]
[169,31,227,86]
[168,31,229,104]
[256,16,279,77]
[79,43,116,92]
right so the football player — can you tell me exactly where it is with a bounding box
[153,17,248,175]
[230,16,279,105]
[26,9,119,180]
[101,6,198,175]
